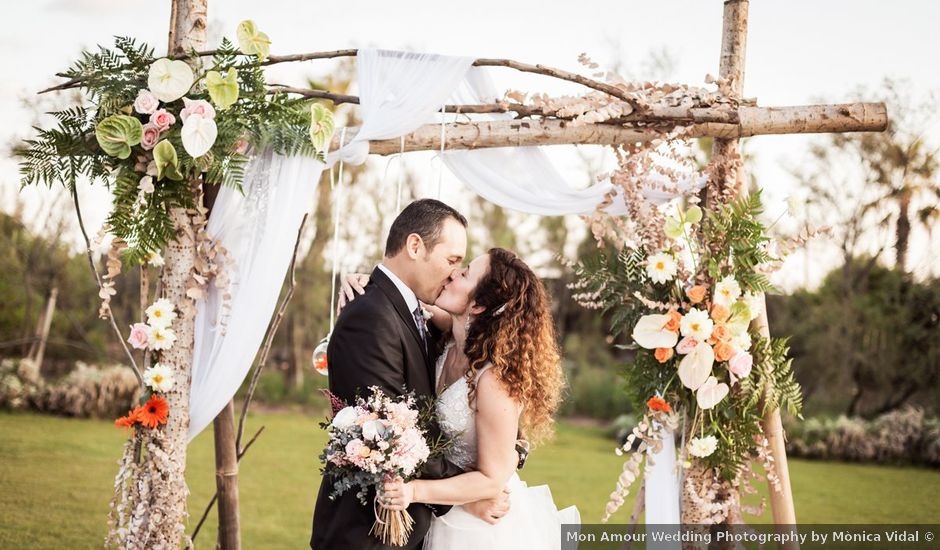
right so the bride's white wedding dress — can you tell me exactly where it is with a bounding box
[424,343,580,550]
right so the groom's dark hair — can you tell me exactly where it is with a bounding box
[385,199,467,257]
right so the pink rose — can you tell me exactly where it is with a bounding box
[233,139,250,155]
[180,98,216,123]
[727,350,753,385]
[149,109,176,131]
[127,323,150,350]
[676,336,699,355]
[140,123,161,150]
[133,89,159,115]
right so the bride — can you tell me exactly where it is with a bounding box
[370,247,580,549]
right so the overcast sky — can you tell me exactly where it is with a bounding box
[2,0,938,289]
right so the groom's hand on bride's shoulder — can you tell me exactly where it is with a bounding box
[464,488,511,525]
[337,273,370,312]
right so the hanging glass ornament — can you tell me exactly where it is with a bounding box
[312,335,330,376]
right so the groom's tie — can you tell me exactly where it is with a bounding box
[412,305,428,354]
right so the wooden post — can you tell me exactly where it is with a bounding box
[29,286,58,371]
[214,400,241,549]
[710,1,799,546]
[156,0,208,546]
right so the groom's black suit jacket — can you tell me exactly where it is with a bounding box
[310,267,463,550]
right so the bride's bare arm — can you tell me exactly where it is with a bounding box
[382,370,519,507]
[423,304,452,332]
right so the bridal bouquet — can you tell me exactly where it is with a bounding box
[319,388,439,546]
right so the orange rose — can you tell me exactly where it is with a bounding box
[711,324,731,343]
[654,347,675,363]
[710,304,730,323]
[687,285,707,304]
[664,309,682,332]
[714,342,736,362]
[647,396,672,413]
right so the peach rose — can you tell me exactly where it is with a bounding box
[711,324,731,343]
[664,309,682,333]
[654,347,674,363]
[713,341,736,362]
[710,304,730,323]
[686,285,707,304]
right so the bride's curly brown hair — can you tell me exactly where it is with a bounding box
[464,248,564,446]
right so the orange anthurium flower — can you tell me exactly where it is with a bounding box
[138,395,170,428]
[647,396,672,413]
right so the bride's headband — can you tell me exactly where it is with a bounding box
[493,303,508,316]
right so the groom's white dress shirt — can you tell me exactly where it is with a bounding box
[377,263,422,331]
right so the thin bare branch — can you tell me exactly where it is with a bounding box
[70,186,144,387]
[235,213,309,452]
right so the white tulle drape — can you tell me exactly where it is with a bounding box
[188,150,324,442]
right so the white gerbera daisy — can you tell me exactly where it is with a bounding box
[713,275,742,307]
[688,435,718,458]
[645,253,678,284]
[145,298,176,329]
[148,326,177,351]
[680,308,714,342]
[143,363,175,392]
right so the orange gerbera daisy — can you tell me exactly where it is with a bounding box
[646,395,672,413]
[114,406,142,428]
[138,395,170,428]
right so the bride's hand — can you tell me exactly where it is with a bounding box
[380,477,415,511]
[337,273,369,312]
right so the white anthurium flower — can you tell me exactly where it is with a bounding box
[181,114,218,158]
[645,252,678,284]
[696,376,730,410]
[679,308,713,342]
[331,406,358,430]
[147,58,194,103]
[678,341,714,390]
[688,435,719,458]
[713,275,742,307]
[145,298,176,329]
[143,363,175,393]
[631,314,679,350]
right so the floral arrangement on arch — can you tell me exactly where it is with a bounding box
[572,178,808,521]
[19,20,335,265]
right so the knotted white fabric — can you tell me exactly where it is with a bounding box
[327,49,475,166]
[188,150,324,442]
[645,425,681,544]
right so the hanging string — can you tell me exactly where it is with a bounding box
[397,135,405,211]
[437,104,446,199]
[328,128,348,332]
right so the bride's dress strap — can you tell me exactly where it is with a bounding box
[473,363,494,383]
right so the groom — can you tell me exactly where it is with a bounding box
[310,199,509,550]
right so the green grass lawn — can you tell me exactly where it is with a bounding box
[1,411,938,548]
